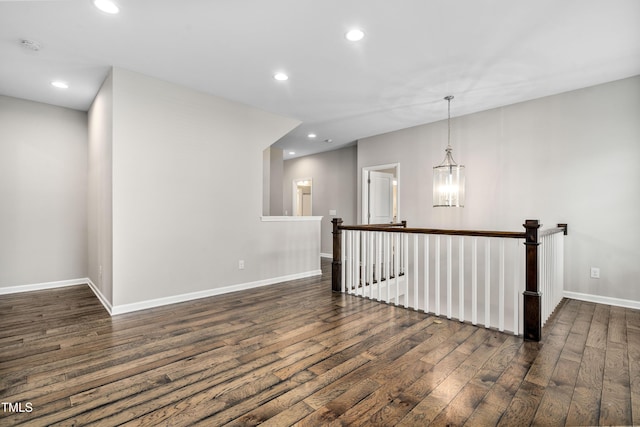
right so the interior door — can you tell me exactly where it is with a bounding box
[368,171,394,224]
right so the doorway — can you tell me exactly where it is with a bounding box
[362,164,399,224]
[293,178,312,216]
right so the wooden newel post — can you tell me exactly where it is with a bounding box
[331,218,343,292]
[523,219,541,341]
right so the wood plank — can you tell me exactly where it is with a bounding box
[565,345,606,426]
[464,340,540,426]
[0,259,636,426]
[395,330,506,426]
[585,303,610,350]
[530,357,580,425]
[626,308,640,426]
[599,341,632,425]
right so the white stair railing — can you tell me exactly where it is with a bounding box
[539,225,567,325]
[341,230,525,335]
[332,219,568,341]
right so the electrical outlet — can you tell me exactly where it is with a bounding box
[590,267,600,279]
[238,260,245,270]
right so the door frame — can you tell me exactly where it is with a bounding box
[292,177,313,216]
[362,163,400,224]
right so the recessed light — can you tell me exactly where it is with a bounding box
[307,133,317,139]
[274,72,289,81]
[289,151,296,155]
[345,29,365,41]
[93,0,119,14]
[51,81,69,89]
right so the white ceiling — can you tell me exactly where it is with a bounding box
[1,0,639,158]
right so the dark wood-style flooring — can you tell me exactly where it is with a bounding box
[1,260,638,426]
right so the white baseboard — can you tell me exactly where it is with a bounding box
[564,291,640,310]
[110,269,323,315]
[320,252,332,259]
[86,279,114,315]
[0,278,88,295]
[0,269,323,317]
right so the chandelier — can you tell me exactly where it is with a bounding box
[433,95,465,207]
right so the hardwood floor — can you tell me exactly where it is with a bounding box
[1,259,638,426]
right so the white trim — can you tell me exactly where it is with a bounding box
[564,291,640,310]
[0,278,88,295]
[362,163,400,224]
[1,270,323,316]
[260,216,323,222]
[109,269,322,315]
[320,252,332,259]
[86,278,114,315]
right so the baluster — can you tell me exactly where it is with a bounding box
[424,235,430,314]
[557,232,564,306]
[344,230,350,293]
[552,234,557,311]
[375,232,382,301]
[459,236,465,323]
[413,234,419,311]
[485,238,491,329]
[365,231,374,299]
[346,230,352,294]
[548,235,552,319]
[499,239,505,332]
[340,229,346,293]
[447,235,452,319]
[361,232,364,295]
[355,231,361,296]
[541,235,547,321]
[403,233,409,308]
[346,230,351,294]
[541,235,546,321]
[394,233,400,305]
[552,233,562,309]
[548,235,552,320]
[472,237,478,326]
[545,235,550,321]
[363,231,368,297]
[551,234,556,316]
[385,232,391,303]
[435,235,441,316]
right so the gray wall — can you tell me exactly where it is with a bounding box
[262,146,284,216]
[0,96,88,287]
[91,68,319,308]
[283,145,357,255]
[88,72,114,302]
[270,147,284,215]
[358,76,640,303]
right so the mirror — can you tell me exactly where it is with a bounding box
[293,178,312,216]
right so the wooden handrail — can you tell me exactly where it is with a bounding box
[339,224,525,239]
[539,223,568,237]
[354,221,407,228]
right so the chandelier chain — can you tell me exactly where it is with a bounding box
[445,95,454,150]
